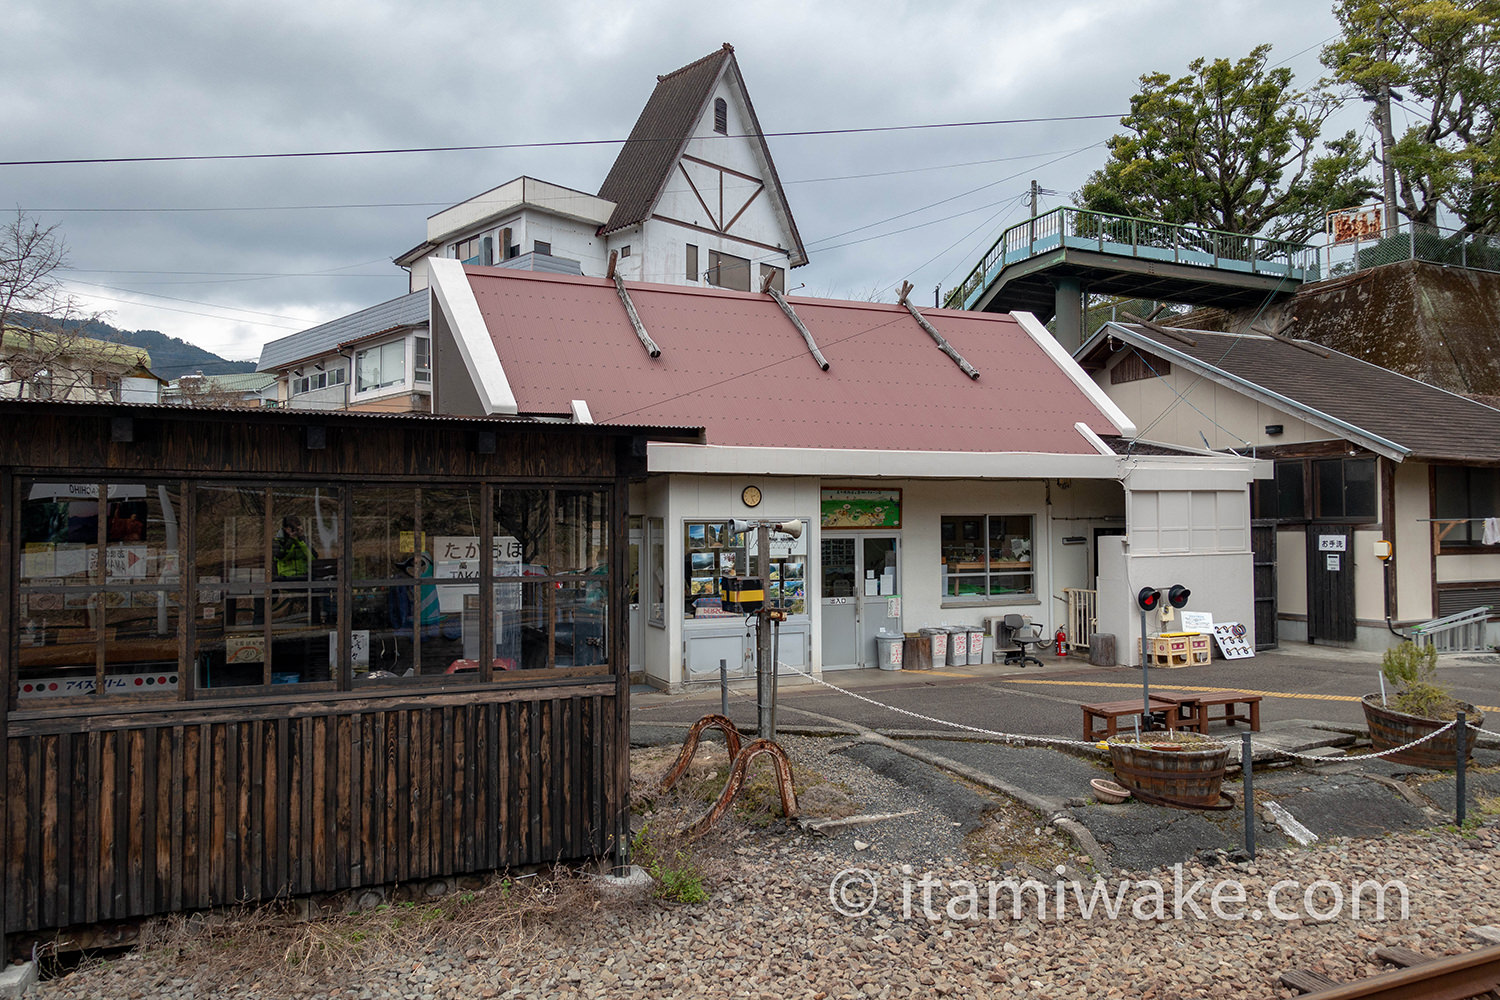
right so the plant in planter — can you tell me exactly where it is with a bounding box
[1362,641,1484,768]
[1106,731,1233,810]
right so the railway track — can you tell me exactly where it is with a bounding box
[1278,942,1500,999]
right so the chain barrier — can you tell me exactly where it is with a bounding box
[776,663,1482,767]
[1467,722,1500,741]
[780,663,1103,749]
[1262,720,1457,762]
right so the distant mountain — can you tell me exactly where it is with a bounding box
[14,312,258,380]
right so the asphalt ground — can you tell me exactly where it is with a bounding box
[631,643,1500,741]
[631,645,1500,871]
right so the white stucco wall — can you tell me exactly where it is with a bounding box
[1095,356,1330,453]
[635,471,1131,688]
[1095,487,1258,664]
[1392,461,1433,621]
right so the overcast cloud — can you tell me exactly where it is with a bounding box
[3,1,1361,361]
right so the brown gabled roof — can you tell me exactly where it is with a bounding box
[1080,322,1500,464]
[595,44,808,266]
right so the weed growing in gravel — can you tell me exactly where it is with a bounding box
[632,822,711,904]
[964,807,1080,874]
[96,869,604,996]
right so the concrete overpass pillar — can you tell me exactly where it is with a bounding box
[1053,277,1084,353]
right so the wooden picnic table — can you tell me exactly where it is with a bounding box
[1081,696,1200,741]
[1153,690,1262,732]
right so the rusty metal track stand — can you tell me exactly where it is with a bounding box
[659,715,798,839]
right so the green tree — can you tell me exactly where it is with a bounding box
[1323,0,1500,234]
[1078,45,1372,242]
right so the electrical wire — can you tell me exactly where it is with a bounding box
[0,114,1128,169]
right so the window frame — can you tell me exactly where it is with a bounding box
[706,250,751,291]
[11,476,619,707]
[681,518,807,621]
[939,513,1038,603]
[354,338,409,396]
[1433,464,1500,550]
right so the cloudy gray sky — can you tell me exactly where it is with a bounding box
[4,1,1368,362]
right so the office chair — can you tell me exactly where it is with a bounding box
[1002,613,1046,668]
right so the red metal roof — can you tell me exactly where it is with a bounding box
[463,267,1117,454]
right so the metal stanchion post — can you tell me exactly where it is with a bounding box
[1457,711,1468,828]
[1241,732,1255,860]
[1140,609,1152,723]
[770,615,781,737]
[719,658,728,718]
[757,526,772,740]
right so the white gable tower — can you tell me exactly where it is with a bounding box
[596,43,808,292]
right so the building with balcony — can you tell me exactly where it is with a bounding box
[261,43,807,410]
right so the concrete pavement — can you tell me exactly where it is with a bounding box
[630,644,1500,870]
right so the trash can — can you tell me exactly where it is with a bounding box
[919,627,948,667]
[875,631,903,671]
[903,632,932,670]
[966,626,985,666]
[945,626,968,666]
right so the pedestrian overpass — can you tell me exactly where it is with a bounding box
[947,207,1320,350]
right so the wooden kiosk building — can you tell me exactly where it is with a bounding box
[0,400,696,948]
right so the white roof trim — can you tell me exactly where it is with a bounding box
[645,443,1262,481]
[428,257,517,416]
[646,443,1124,479]
[570,399,594,424]
[1013,311,1137,437]
[1074,421,1115,456]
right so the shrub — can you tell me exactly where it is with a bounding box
[1381,641,1463,720]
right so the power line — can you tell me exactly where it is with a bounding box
[62,278,318,324]
[22,149,1086,216]
[0,113,1128,168]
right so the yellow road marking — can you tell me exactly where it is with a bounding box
[999,678,1500,714]
[924,670,977,678]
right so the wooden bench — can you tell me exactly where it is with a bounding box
[1081,696,1196,741]
[1153,690,1262,732]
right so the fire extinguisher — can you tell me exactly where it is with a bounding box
[1055,627,1068,657]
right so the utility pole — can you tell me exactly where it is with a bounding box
[1375,19,1400,232]
[1030,179,1041,219]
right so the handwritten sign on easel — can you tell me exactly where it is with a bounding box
[1211,622,1255,659]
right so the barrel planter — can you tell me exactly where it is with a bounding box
[1361,694,1484,769]
[1107,732,1231,809]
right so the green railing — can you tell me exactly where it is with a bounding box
[1325,222,1500,278]
[944,207,1321,309]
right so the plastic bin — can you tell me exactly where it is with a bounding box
[945,626,968,666]
[919,627,948,665]
[966,627,985,666]
[875,631,903,671]
[902,632,932,670]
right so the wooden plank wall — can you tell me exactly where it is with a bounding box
[3,687,619,935]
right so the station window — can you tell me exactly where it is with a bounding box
[1434,466,1500,546]
[683,519,805,619]
[940,514,1035,599]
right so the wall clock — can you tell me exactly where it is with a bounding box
[741,485,762,507]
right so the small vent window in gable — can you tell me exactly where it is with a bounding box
[714,97,727,134]
[1111,353,1168,384]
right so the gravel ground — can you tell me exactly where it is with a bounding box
[32,734,1500,1000]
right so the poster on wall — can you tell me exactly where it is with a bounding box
[821,488,902,529]
[1211,622,1255,659]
